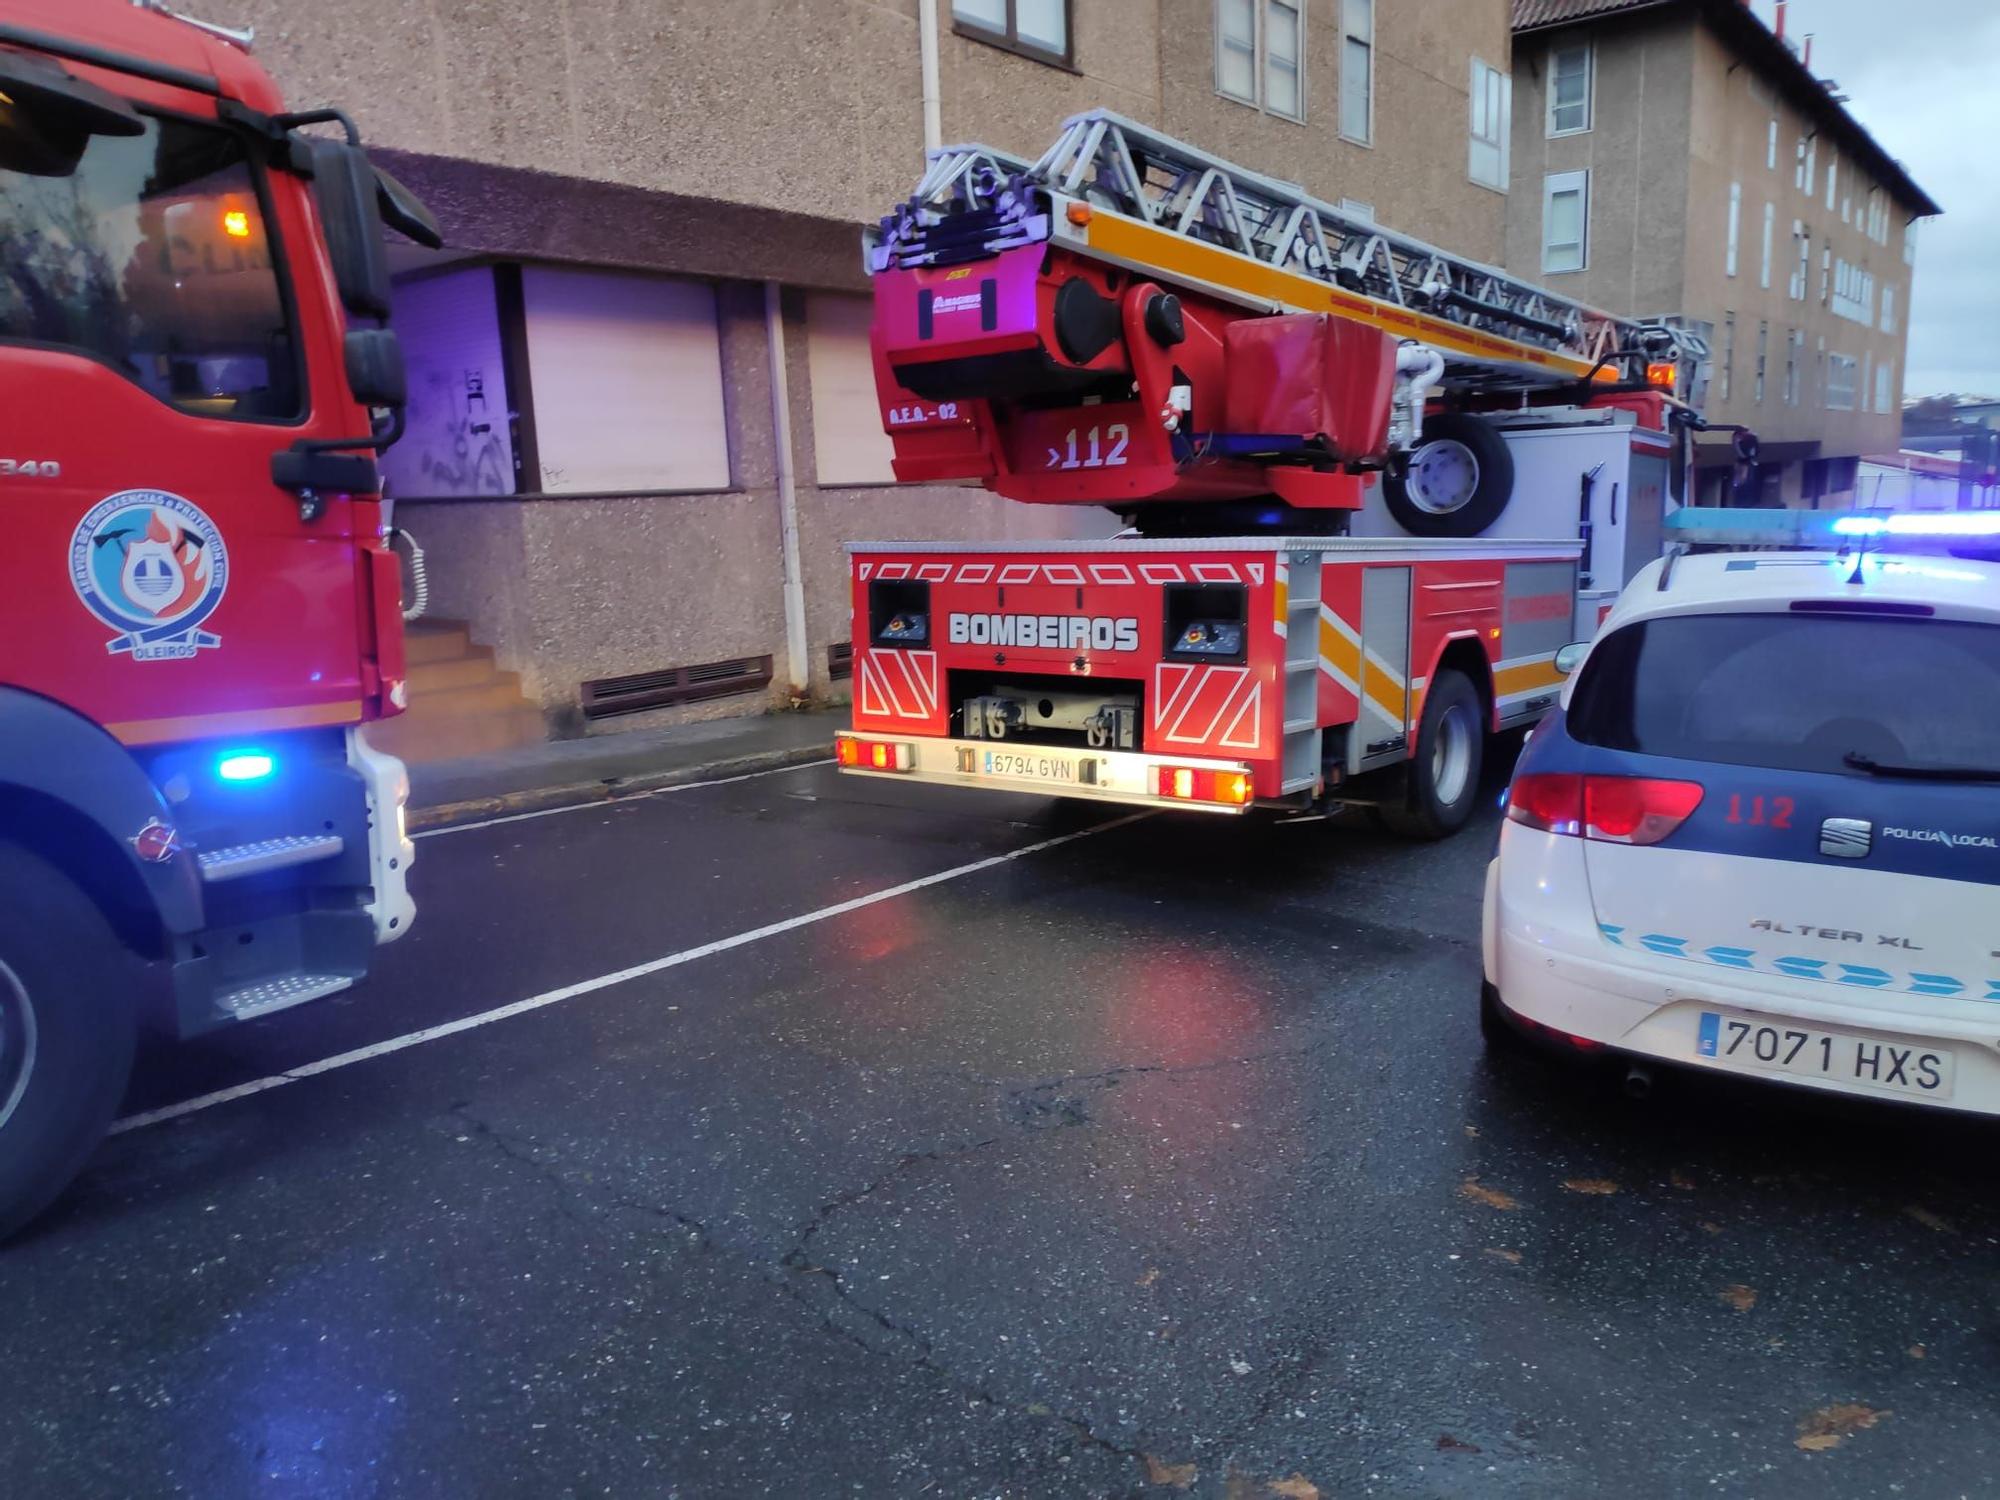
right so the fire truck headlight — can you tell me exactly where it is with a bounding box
[216,750,275,783]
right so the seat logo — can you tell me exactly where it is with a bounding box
[69,490,229,662]
[1819,817,1872,859]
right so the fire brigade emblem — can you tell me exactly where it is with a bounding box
[69,490,230,661]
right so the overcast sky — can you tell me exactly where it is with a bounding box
[1748,0,1998,397]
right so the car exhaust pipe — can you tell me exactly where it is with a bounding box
[1623,1063,1654,1101]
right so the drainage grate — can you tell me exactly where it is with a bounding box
[580,654,774,720]
[827,641,854,682]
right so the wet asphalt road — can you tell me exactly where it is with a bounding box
[4,759,1999,1499]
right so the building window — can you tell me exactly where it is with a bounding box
[806,293,897,486]
[1468,57,1510,190]
[1340,0,1373,143]
[1881,284,1896,334]
[1548,42,1592,136]
[1805,136,1816,196]
[519,266,730,494]
[1831,259,1876,324]
[1826,353,1858,411]
[1821,244,1831,303]
[1876,359,1895,414]
[1725,181,1740,277]
[1755,320,1767,405]
[1905,218,1919,266]
[1766,117,1778,171]
[377,267,518,499]
[1825,154,1837,212]
[953,0,1071,67]
[1720,311,1734,403]
[1759,201,1774,289]
[1542,170,1588,273]
[1216,0,1305,120]
[1784,328,1800,407]
[1789,223,1808,301]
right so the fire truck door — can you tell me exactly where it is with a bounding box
[1353,566,1412,772]
[1623,449,1670,585]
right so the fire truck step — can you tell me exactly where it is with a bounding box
[215,972,355,1023]
[197,834,346,883]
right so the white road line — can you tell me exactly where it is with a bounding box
[111,812,1150,1137]
[413,757,836,838]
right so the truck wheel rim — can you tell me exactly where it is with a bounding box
[0,960,36,1133]
[1432,702,1475,807]
[1406,439,1480,515]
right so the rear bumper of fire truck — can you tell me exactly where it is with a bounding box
[835,732,1256,814]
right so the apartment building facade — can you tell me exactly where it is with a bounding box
[1506,0,1939,506]
[224,0,1514,751]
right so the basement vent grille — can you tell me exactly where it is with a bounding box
[827,641,854,681]
[580,654,774,720]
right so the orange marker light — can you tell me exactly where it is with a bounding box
[1646,361,1677,389]
[223,209,251,239]
[1066,202,1093,227]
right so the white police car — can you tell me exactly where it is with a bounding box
[1482,524,2000,1112]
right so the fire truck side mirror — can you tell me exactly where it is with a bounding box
[1554,642,1589,676]
[307,138,393,320]
[344,328,407,410]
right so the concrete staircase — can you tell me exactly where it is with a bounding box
[365,620,546,763]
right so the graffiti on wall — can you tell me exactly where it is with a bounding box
[404,368,512,496]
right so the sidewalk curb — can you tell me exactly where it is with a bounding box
[408,742,832,832]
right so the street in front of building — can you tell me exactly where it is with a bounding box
[6,761,1994,1499]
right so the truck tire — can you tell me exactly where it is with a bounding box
[1382,413,1514,538]
[1376,669,1484,840]
[0,843,139,1241]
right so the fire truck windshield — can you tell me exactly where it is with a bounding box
[0,110,302,421]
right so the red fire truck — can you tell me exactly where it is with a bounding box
[839,112,1713,826]
[0,1,438,1234]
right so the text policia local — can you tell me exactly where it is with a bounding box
[946,613,1141,652]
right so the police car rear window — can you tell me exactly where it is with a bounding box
[1567,612,2000,776]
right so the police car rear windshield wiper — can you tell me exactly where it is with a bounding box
[1843,751,2000,783]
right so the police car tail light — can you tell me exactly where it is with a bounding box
[1584,777,1704,845]
[1155,765,1253,806]
[1510,773,1702,844]
[836,735,914,772]
[1506,773,1583,836]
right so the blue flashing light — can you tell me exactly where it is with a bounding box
[1834,511,2000,539]
[216,751,275,783]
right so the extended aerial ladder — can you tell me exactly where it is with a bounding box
[868,109,1709,535]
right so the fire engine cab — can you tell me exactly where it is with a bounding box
[838,111,1719,829]
[0,0,437,1235]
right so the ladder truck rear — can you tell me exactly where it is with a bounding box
[0,0,441,1235]
[839,111,1717,826]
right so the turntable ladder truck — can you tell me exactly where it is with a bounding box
[838,110,1712,828]
[0,0,442,1236]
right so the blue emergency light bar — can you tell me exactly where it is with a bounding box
[1666,506,2000,550]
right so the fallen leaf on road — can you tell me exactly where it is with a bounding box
[1905,1205,1956,1234]
[1908,1344,1927,1360]
[1136,1267,1161,1288]
[1464,1125,1480,1139]
[1142,1455,1198,1489]
[1460,1177,1519,1211]
[1229,1359,1252,1376]
[1485,1247,1523,1265]
[1699,1221,1724,1235]
[1436,1434,1482,1454]
[1563,1177,1619,1195]
[1670,1168,1697,1190]
[1267,1476,1321,1499]
[1795,1403,1889,1452]
[1719,1283,1758,1312]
